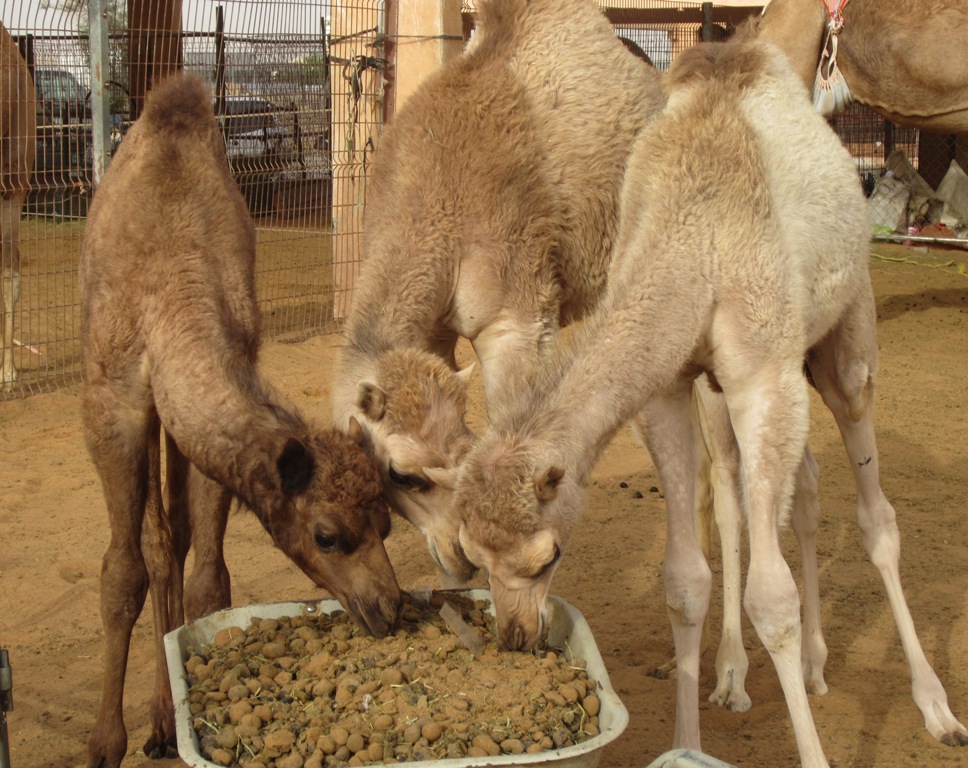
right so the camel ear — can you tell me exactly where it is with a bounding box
[534,465,565,502]
[424,466,458,490]
[356,381,387,420]
[455,363,476,388]
[347,415,366,445]
[278,438,314,496]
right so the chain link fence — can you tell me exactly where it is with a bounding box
[1,0,385,399]
[3,0,963,399]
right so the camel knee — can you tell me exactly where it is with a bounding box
[664,554,713,628]
[744,564,801,652]
[99,546,149,624]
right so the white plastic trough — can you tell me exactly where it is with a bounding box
[164,589,629,768]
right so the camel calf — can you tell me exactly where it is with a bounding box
[333,0,664,583]
[0,22,36,388]
[80,75,401,768]
[453,37,951,768]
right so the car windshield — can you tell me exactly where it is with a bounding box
[36,71,84,101]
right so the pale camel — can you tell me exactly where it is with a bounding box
[80,75,401,768]
[453,37,966,768]
[757,0,968,132]
[0,22,36,388]
[333,0,664,583]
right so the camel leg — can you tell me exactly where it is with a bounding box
[165,431,190,627]
[84,389,152,768]
[639,385,712,752]
[140,423,177,759]
[694,382,752,714]
[791,445,828,695]
[807,294,968,746]
[0,197,22,387]
[641,386,715,683]
[723,360,828,768]
[184,465,233,623]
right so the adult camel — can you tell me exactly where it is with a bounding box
[757,0,968,133]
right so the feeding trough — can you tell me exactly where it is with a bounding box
[164,589,629,768]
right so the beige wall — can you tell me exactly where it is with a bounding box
[394,0,465,110]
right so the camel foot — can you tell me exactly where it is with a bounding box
[708,683,752,713]
[143,730,178,759]
[87,724,127,768]
[647,657,676,680]
[940,731,968,747]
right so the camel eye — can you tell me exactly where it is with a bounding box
[388,464,430,492]
[314,531,338,552]
[534,545,561,578]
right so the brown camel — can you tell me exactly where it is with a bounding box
[757,0,968,133]
[453,37,965,767]
[0,21,36,388]
[333,0,665,584]
[80,75,401,768]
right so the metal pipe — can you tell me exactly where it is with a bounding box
[88,0,113,185]
[0,646,13,768]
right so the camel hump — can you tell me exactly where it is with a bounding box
[665,38,774,92]
[140,74,214,135]
[474,0,529,43]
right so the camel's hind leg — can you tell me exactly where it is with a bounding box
[791,445,828,696]
[692,380,752,714]
[140,424,178,759]
[83,387,153,768]
[807,292,968,746]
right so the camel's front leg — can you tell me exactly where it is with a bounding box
[808,305,968,746]
[140,425,178,760]
[184,465,233,623]
[84,393,151,768]
[725,363,829,768]
[641,386,712,752]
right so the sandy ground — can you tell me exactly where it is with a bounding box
[1,244,967,768]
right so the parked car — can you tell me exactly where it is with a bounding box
[216,96,297,214]
[31,67,92,216]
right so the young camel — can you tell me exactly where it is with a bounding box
[333,0,665,583]
[0,22,36,388]
[453,37,959,767]
[80,75,401,768]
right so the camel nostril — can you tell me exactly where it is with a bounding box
[380,594,401,627]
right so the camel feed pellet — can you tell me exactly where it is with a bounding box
[183,591,603,767]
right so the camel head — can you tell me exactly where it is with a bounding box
[260,425,402,637]
[335,347,479,582]
[454,430,582,651]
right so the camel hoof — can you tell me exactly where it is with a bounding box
[647,664,674,680]
[143,732,178,760]
[941,730,968,747]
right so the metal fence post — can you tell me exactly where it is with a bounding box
[89,0,113,185]
[0,644,12,768]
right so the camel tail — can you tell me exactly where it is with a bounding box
[140,74,214,135]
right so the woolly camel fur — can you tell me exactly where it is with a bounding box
[333,0,664,584]
[453,37,964,767]
[0,21,35,388]
[80,75,401,768]
[757,0,968,132]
